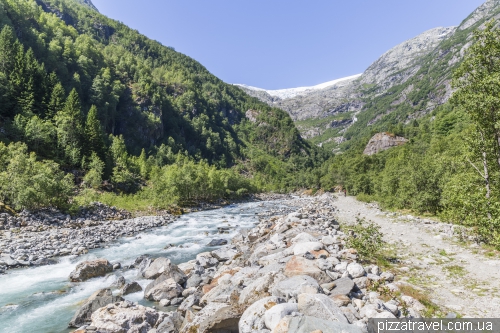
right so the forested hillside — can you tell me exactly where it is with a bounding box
[323,18,500,248]
[0,0,326,211]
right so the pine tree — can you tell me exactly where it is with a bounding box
[48,82,66,119]
[55,88,84,166]
[85,105,106,160]
[0,25,16,74]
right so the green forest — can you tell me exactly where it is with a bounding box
[0,0,327,211]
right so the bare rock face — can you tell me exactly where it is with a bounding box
[68,289,123,328]
[69,259,113,282]
[90,301,161,333]
[363,133,408,156]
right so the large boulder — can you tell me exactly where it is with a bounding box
[144,278,183,301]
[271,275,321,299]
[196,252,219,268]
[238,272,278,306]
[143,258,187,284]
[264,303,298,330]
[297,293,349,323]
[329,277,355,296]
[291,232,317,244]
[120,282,143,296]
[239,296,285,333]
[90,301,161,333]
[273,316,364,333]
[136,255,153,278]
[68,289,123,328]
[178,293,202,315]
[69,259,113,282]
[211,246,240,262]
[157,312,184,333]
[284,256,330,284]
[180,302,241,333]
[293,242,324,256]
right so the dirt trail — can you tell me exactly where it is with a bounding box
[333,195,500,318]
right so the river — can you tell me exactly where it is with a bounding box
[0,200,294,333]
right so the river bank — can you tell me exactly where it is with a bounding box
[0,194,292,274]
[0,198,299,333]
[57,193,428,333]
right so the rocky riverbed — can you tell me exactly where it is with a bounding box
[59,193,429,333]
[0,210,176,273]
[0,195,292,274]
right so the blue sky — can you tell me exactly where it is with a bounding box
[92,0,485,89]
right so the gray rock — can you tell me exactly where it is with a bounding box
[90,301,160,333]
[380,272,394,282]
[207,239,228,246]
[136,255,153,278]
[170,297,184,306]
[321,236,335,246]
[120,282,142,295]
[264,303,298,330]
[297,293,349,323]
[144,277,183,301]
[180,302,240,333]
[271,275,321,299]
[347,263,366,278]
[159,299,171,307]
[143,258,187,284]
[196,252,219,268]
[290,232,317,244]
[68,289,123,328]
[211,245,240,262]
[111,276,126,288]
[69,259,113,282]
[185,274,203,289]
[330,277,355,296]
[157,312,183,333]
[293,242,323,256]
[274,315,363,333]
[353,277,369,289]
[178,293,201,314]
[303,252,315,260]
[239,296,285,333]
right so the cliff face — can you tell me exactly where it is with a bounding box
[359,27,456,89]
[237,0,500,151]
[363,133,408,156]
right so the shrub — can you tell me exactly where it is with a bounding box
[344,218,384,260]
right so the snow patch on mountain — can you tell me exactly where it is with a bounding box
[235,74,362,100]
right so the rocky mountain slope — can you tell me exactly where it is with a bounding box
[238,0,500,151]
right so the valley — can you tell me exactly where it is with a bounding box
[1,0,500,332]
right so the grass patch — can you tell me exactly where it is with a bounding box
[443,265,467,277]
[71,189,163,214]
[398,284,442,318]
